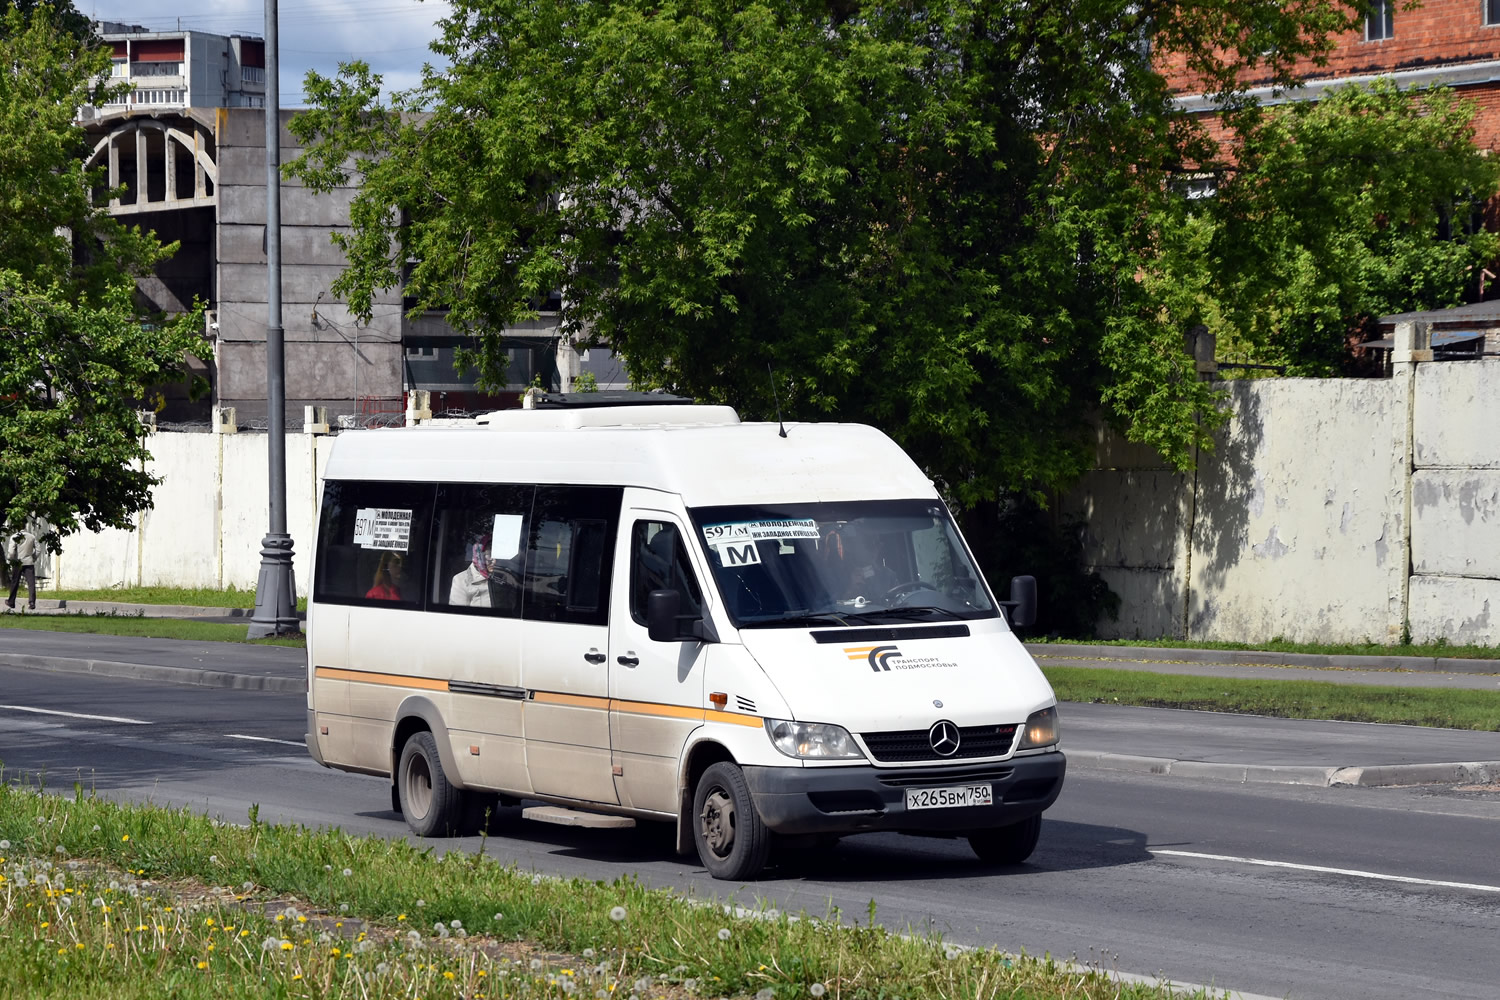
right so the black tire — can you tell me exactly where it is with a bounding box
[397,730,465,837]
[692,761,771,880]
[967,814,1042,865]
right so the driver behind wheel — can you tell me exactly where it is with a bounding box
[821,525,898,603]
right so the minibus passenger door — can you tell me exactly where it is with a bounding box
[520,486,623,805]
[608,502,713,815]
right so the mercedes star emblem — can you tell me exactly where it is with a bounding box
[932,699,943,708]
[928,720,960,757]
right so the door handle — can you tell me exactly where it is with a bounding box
[583,649,606,664]
[617,653,639,668]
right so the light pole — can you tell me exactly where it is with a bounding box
[248,0,299,638]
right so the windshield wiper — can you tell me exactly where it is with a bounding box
[866,606,966,621]
[743,613,853,628]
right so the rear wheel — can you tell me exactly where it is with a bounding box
[967,814,1042,865]
[692,762,771,880]
[397,731,464,837]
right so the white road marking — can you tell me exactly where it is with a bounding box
[0,704,151,725]
[224,734,305,747]
[1150,848,1500,894]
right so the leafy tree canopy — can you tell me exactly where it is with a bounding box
[1197,81,1500,374]
[0,6,206,542]
[288,0,1373,504]
[0,0,89,40]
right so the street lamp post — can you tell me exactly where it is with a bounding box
[248,0,299,638]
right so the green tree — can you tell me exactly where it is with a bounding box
[287,0,1363,504]
[1201,81,1500,373]
[0,0,89,40]
[0,6,206,542]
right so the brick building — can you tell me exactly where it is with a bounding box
[1163,3,1500,149]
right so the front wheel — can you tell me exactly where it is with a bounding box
[398,730,464,837]
[692,762,771,880]
[967,814,1042,865]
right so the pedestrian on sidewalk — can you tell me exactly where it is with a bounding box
[4,522,38,611]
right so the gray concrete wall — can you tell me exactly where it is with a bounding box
[47,432,333,593]
[1407,362,1500,643]
[1067,359,1500,646]
[213,108,403,422]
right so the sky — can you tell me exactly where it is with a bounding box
[84,0,453,105]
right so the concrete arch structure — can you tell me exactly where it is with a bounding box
[85,110,217,215]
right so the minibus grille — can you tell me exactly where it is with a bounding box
[860,723,1018,763]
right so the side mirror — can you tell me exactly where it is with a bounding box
[1004,575,1037,628]
[647,589,684,642]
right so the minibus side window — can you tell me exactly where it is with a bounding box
[313,480,434,608]
[630,521,703,626]
[523,486,622,626]
[430,483,534,617]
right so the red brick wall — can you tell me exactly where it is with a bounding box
[1160,2,1500,94]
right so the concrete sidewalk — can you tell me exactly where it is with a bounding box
[3,620,1500,790]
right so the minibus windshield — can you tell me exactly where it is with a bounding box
[689,500,998,628]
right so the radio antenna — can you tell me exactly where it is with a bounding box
[767,363,788,438]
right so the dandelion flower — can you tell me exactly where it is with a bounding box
[810,985,826,998]
[92,825,101,833]
[609,906,627,923]
[1,840,9,849]
[92,897,104,907]
[324,864,333,871]
[717,928,731,941]
[339,902,349,912]
[415,898,426,908]
[196,961,208,970]
[757,990,775,1000]
[376,962,391,975]
[121,835,129,842]
[55,846,66,855]
[685,979,699,992]
[493,912,504,922]
[342,868,352,877]
[532,958,545,971]
[532,874,543,886]
[280,940,294,951]
[582,948,596,959]
[944,947,961,960]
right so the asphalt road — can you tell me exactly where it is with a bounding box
[1,664,1498,1000]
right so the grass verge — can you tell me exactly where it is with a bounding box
[0,780,1219,1000]
[1045,666,1500,731]
[1030,636,1500,660]
[0,612,303,648]
[33,585,308,612]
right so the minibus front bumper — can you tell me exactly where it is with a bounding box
[742,751,1065,836]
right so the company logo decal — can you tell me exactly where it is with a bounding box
[844,645,959,673]
[928,720,961,756]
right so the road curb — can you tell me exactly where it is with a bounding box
[1027,642,1500,676]
[1068,749,1500,787]
[0,653,306,694]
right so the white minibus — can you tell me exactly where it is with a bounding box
[305,394,1065,879]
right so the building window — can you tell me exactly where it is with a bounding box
[241,66,265,84]
[1488,0,1500,25]
[130,61,180,77]
[133,89,184,106]
[110,59,127,77]
[1364,0,1393,40]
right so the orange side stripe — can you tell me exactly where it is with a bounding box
[843,646,879,653]
[531,690,610,711]
[705,709,767,729]
[537,692,764,729]
[315,667,448,692]
[612,699,704,722]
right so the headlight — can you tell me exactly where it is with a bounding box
[1017,706,1059,749]
[764,719,865,760]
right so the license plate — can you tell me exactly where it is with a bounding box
[904,783,994,811]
